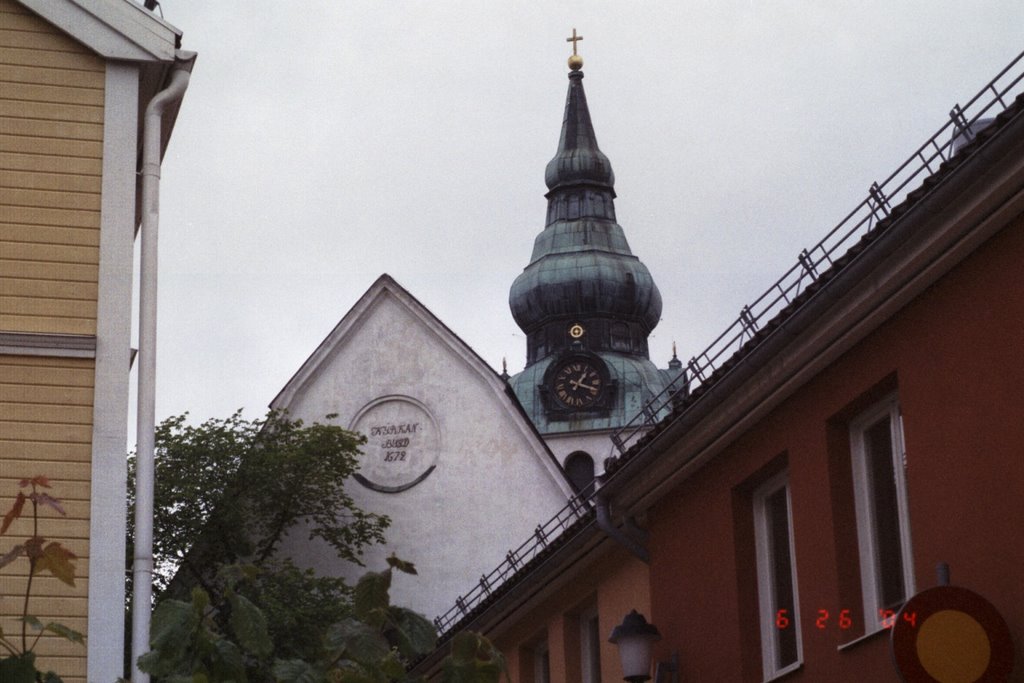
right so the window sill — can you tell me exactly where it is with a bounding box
[837,626,888,652]
[763,661,803,682]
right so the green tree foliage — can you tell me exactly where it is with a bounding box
[127,411,390,666]
[138,557,440,683]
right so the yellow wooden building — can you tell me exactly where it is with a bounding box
[0,1,194,679]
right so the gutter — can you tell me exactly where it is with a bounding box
[595,494,649,563]
[132,51,196,683]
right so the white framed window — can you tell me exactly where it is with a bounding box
[580,606,602,683]
[753,472,802,679]
[533,640,550,683]
[850,395,914,631]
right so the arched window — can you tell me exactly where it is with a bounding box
[565,451,596,496]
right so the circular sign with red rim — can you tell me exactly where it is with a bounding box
[891,585,1014,682]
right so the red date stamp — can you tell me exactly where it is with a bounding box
[774,609,917,629]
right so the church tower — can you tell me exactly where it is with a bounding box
[509,33,679,482]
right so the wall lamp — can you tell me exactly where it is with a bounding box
[609,610,667,683]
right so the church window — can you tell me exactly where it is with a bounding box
[568,193,581,219]
[565,451,596,496]
[753,472,802,678]
[534,641,551,683]
[850,395,914,629]
[610,321,630,352]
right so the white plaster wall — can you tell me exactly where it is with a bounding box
[276,289,572,621]
[543,430,622,472]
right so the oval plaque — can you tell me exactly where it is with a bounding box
[350,396,439,493]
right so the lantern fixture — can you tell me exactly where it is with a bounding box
[609,610,662,683]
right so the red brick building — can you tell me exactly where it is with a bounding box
[414,50,1024,683]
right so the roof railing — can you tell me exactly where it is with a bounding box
[611,48,1024,453]
[431,48,1024,638]
[432,490,594,634]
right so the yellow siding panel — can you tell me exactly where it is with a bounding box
[0,79,104,107]
[12,594,87,616]
[0,132,102,158]
[0,13,100,673]
[1,116,103,142]
[0,240,100,264]
[0,170,101,194]
[0,402,94,424]
[2,205,100,229]
[0,150,101,174]
[0,382,94,406]
[0,223,100,247]
[0,421,93,444]
[0,314,94,334]
[0,457,91,478]
[0,260,97,284]
[0,294,98,318]
[0,44,103,71]
[0,472,90,497]
[0,61,105,89]
[0,98,102,125]
[0,259,98,283]
[0,186,102,211]
[0,356,96,385]
[2,277,99,300]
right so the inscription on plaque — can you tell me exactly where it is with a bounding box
[351,398,439,493]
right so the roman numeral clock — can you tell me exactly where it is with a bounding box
[540,324,616,420]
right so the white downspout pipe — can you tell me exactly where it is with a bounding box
[132,57,193,683]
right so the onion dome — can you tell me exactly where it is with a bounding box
[510,66,662,366]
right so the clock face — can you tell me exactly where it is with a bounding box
[553,359,604,409]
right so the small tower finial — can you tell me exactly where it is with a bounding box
[566,28,584,71]
[668,341,683,371]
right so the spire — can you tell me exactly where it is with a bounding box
[544,57,615,193]
[509,37,663,367]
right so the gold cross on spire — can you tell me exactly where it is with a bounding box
[566,28,584,71]
[566,28,583,55]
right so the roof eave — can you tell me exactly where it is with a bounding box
[17,0,181,62]
[601,98,1024,517]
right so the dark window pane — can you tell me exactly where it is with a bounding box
[767,487,798,668]
[866,416,905,609]
[586,614,602,683]
[565,452,596,496]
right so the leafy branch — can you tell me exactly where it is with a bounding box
[0,477,84,683]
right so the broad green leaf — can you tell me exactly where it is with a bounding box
[210,637,245,681]
[385,554,417,575]
[331,663,379,683]
[324,618,390,664]
[377,649,407,680]
[0,652,37,683]
[43,622,84,645]
[40,671,65,683]
[148,598,196,656]
[448,632,481,663]
[228,592,272,658]
[272,658,324,683]
[387,606,437,658]
[33,542,76,586]
[22,615,44,631]
[353,570,390,624]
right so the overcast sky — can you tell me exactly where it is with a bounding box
[138,1,1024,432]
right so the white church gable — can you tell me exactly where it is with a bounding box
[272,275,574,621]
